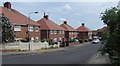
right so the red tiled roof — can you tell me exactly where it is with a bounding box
[37,18,65,30]
[0,6,40,26]
[76,25,91,32]
[60,23,77,31]
[97,26,109,32]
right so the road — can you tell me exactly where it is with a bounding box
[2,43,101,64]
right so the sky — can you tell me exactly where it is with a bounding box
[0,0,119,30]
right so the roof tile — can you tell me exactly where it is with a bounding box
[0,6,40,26]
[37,18,65,30]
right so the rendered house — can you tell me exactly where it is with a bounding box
[0,2,41,41]
[37,14,65,45]
[76,23,92,40]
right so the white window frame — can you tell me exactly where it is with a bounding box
[14,25,21,31]
[28,26,33,32]
[54,30,57,34]
[50,30,53,34]
[62,30,64,34]
[53,38,57,42]
[59,30,62,34]
[35,26,39,32]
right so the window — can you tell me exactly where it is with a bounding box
[50,30,53,34]
[31,37,34,41]
[53,38,57,42]
[62,31,64,34]
[69,32,71,35]
[28,26,33,32]
[54,30,57,34]
[35,26,39,32]
[71,32,73,35]
[35,37,39,42]
[57,31,59,34]
[14,25,21,31]
[59,30,62,34]
[59,37,62,42]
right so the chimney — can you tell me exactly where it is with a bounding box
[63,21,67,24]
[82,23,84,26]
[4,2,11,9]
[43,12,49,19]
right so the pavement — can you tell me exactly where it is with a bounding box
[86,52,110,64]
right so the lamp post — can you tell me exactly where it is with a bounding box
[28,11,38,51]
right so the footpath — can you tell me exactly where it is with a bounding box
[87,52,110,64]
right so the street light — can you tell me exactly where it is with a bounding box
[28,11,38,51]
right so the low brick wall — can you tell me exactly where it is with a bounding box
[69,42,80,46]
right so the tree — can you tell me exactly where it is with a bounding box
[100,7,120,64]
[1,14,15,43]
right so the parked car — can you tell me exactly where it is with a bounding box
[92,39,100,44]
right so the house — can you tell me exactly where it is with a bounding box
[0,2,41,41]
[37,13,65,45]
[0,20,1,43]
[60,21,79,46]
[92,30,98,38]
[76,23,92,40]
[97,26,109,37]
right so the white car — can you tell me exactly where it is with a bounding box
[92,39,100,44]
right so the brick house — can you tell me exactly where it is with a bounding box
[60,21,79,46]
[76,23,92,40]
[0,2,40,41]
[37,14,65,45]
[97,26,109,37]
[60,21,78,41]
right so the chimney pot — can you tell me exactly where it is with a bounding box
[64,21,67,24]
[82,23,84,26]
[4,2,11,9]
[44,15,49,19]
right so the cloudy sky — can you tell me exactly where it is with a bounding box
[0,0,119,30]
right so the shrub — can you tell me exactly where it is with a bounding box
[78,39,84,43]
[84,39,88,42]
[41,39,45,42]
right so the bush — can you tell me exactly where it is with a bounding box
[78,39,84,43]
[84,39,88,42]
[88,39,92,41]
[41,39,45,42]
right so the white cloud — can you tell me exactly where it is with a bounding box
[62,4,72,11]
[60,18,67,21]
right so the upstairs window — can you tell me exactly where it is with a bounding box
[28,26,33,32]
[59,30,62,34]
[54,30,57,34]
[62,30,64,34]
[50,30,53,34]
[35,26,39,32]
[14,25,21,31]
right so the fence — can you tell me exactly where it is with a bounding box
[1,41,60,51]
